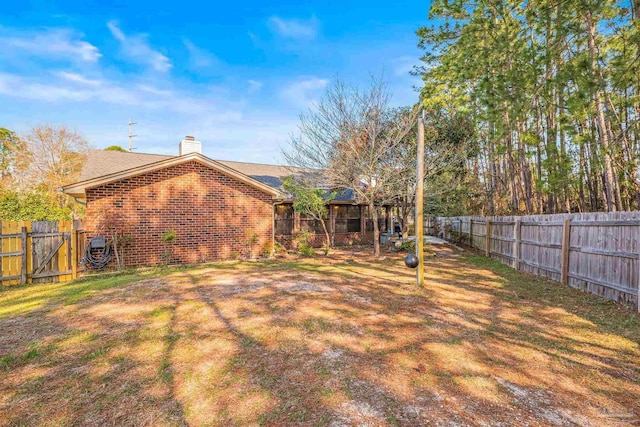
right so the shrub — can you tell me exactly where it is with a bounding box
[398,240,415,253]
[261,241,273,257]
[161,230,177,243]
[293,230,316,257]
[273,241,287,255]
[298,242,316,257]
[161,230,177,264]
[246,231,259,259]
[292,230,310,250]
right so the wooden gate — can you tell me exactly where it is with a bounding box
[1,221,78,286]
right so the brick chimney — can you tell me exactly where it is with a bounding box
[179,135,202,156]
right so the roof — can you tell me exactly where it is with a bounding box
[77,150,172,182]
[66,149,358,203]
[216,160,355,201]
[216,159,300,189]
[62,152,285,199]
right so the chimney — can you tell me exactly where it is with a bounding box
[179,135,201,155]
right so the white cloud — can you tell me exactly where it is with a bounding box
[281,77,328,108]
[0,66,300,163]
[55,71,101,86]
[268,16,319,40]
[0,27,101,62]
[183,39,219,69]
[0,21,301,164]
[247,79,263,94]
[137,84,173,96]
[0,72,135,104]
[107,21,172,72]
[0,71,220,114]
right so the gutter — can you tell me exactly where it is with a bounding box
[58,186,87,206]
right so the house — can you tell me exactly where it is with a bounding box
[62,136,393,267]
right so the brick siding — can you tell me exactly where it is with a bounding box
[85,160,274,267]
[276,231,374,249]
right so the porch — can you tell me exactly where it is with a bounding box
[274,203,395,248]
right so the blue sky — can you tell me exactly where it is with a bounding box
[0,0,428,164]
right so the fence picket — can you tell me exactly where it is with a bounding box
[0,220,80,287]
[431,212,640,308]
[514,219,521,271]
[561,217,571,285]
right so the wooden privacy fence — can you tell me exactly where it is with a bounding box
[432,212,640,311]
[424,218,437,236]
[1,221,79,286]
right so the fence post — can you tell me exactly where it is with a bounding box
[20,226,27,284]
[561,216,571,285]
[24,222,32,284]
[71,227,78,280]
[469,218,473,247]
[446,218,449,240]
[485,219,491,257]
[513,219,521,271]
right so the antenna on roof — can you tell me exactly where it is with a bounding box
[128,118,137,152]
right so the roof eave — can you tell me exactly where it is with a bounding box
[61,153,285,198]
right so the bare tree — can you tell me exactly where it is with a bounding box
[95,207,133,270]
[284,77,417,256]
[22,125,88,208]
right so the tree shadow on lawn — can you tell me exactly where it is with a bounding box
[0,271,149,320]
[0,276,189,426]
[170,253,640,425]
[423,254,640,412]
[1,250,639,426]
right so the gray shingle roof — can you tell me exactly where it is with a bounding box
[78,150,172,181]
[77,149,358,203]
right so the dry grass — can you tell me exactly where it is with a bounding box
[1,245,639,426]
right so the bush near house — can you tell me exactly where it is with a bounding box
[0,191,72,221]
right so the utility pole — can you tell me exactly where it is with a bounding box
[128,119,137,152]
[416,111,425,287]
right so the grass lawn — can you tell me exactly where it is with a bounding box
[1,244,639,426]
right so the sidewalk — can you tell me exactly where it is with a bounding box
[394,235,448,244]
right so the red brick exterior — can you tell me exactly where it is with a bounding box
[85,160,274,267]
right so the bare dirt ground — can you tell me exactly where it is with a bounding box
[1,244,639,426]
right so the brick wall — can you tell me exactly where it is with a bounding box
[85,160,274,267]
[276,231,374,249]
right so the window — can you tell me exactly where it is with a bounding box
[335,205,361,233]
[300,208,328,234]
[365,206,387,232]
[274,204,293,235]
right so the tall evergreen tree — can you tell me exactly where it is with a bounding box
[417,0,639,214]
